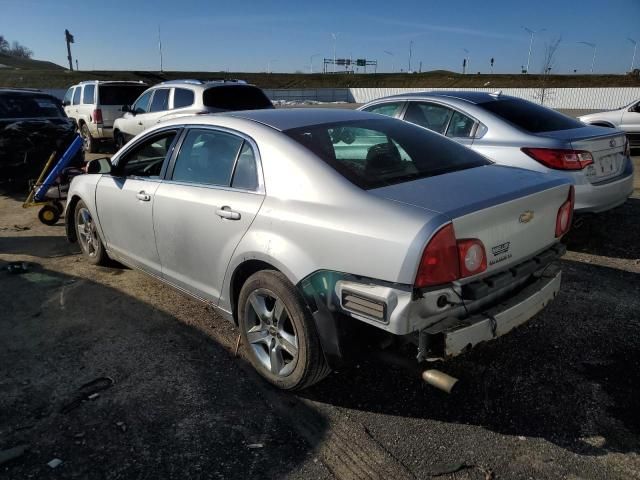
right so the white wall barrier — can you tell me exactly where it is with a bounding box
[348,87,640,109]
[43,86,640,110]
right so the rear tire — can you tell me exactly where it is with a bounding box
[238,270,331,390]
[81,123,97,153]
[75,200,108,265]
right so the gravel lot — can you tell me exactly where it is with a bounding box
[1,134,640,478]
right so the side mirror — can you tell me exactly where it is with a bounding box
[121,105,132,113]
[62,100,70,107]
[86,157,112,174]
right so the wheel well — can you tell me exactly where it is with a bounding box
[65,195,81,242]
[230,260,279,324]
[590,121,615,128]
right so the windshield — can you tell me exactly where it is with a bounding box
[99,85,147,106]
[0,93,64,119]
[479,98,583,133]
[203,85,274,110]
[284,118,490,190]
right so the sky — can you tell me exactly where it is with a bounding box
[1,0,639,74]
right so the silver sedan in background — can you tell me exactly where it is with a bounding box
[360,92,634,213]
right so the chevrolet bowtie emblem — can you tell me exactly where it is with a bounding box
[519,210,534,223]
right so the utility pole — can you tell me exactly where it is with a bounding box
[310,53,321,74]
[65,29,74,71]
[490,57,495,74]
[463,49,469,74]
[158,25,164,72]
[75,59,78,71]
[384,50,394,73]
[331,33,338,74]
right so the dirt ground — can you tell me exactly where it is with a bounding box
[1,148,640,479]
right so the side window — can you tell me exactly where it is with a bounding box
[362,102,404,118]
[72,87,82,105]
[82,84,95,104]
[404,102,453,134]
[118,131,177,178]
[446,111,476,138]
[133,91,153,114]
[173,88,195,109]
[172,129,243,186]
[231,142,258,190]
[63,88,73,106]
[149,88,170,112]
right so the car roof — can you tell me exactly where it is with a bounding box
[0,88,56,98]
[378,90,514,104]
[154,79,253,89]
[226,108,384,131]
[76,80,147,86]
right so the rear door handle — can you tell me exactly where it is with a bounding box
[216,206,241,220]
[136,191,151,202]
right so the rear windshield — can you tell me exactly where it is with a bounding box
[99,85,147,106]
[284,118,490,190]
[203,85,273,111]
[479,98,583,133]
[0,94,64,119]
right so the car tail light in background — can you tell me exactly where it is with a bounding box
[555,186,575,238]
[415,224,487,288]
[457,239,487,278]
[624,138,631,157]
[522,147,593,170]
[92,109,103,124]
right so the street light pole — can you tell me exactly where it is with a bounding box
[310,53,321,74]
[331,33,338,74]
[629,38,638,72]
[522,27,546,73]
[267,59,277,73]
[408,40,413,72]
[384,50,394,73]
[578,41,597,74]
[463,48,469,74]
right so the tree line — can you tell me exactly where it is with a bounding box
[0,35,33,59]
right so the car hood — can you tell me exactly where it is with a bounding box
[369,164,567,219]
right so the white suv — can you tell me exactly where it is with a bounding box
[63,81,147,152]
[579,99,640,148]
[112,79,274,149]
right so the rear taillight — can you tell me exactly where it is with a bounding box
[555,185,575,237]
[522,148,593,170]
[624,137,631,157]
[457,239,487,278]
[415,224,487,288]
[92,108,103,124]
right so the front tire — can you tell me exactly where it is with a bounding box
[238,270,330,390]
[75,200,108,265]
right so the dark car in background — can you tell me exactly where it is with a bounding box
[0,88,78,192]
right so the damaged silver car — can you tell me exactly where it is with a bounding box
[66,109,573,390]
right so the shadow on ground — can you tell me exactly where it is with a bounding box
[301,257,640,456]
[0,260,327,479]
[565,197,640,260]
[0,235,78,258]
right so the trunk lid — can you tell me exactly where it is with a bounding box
[370,165,571,276]
[538,126,627,183]
[99,105,125,127]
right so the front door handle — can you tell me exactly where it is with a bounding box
[138,121,143,126]
[216,206,241,220]
[136,191,151,202]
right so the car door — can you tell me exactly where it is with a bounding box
[120,90,153,140]
[153,127,265,302]
[95,128,180,275]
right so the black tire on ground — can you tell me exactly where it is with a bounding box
[52,200,64,215]
[238,270,331,390]
[114,131,125,151]
[81,123,97,153]
[38,205,60,226]
[74,200,109,265]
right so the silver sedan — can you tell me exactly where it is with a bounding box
[360,92,634,214]
[66,109,572,390]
